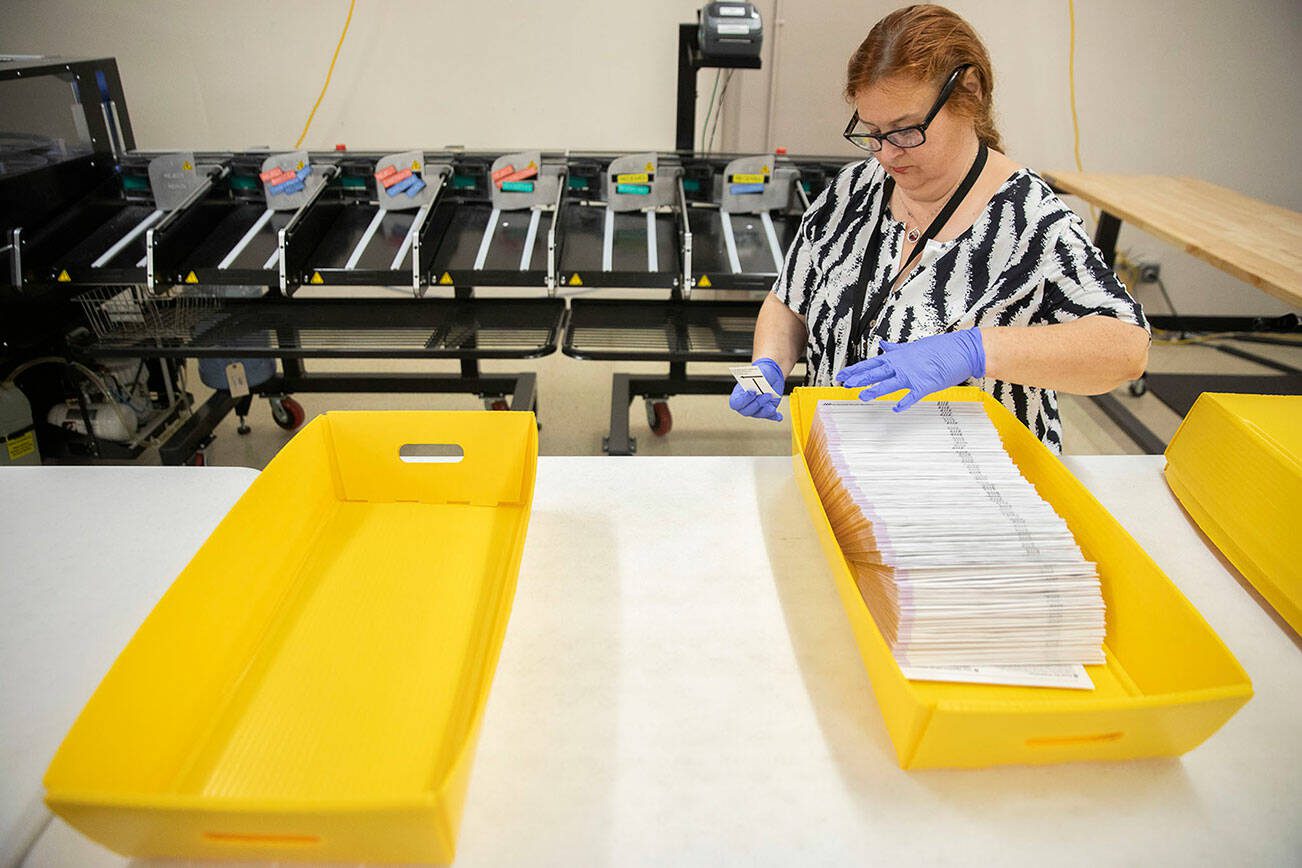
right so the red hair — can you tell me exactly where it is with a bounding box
[845,4,1003,153]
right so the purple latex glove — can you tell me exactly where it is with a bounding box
[729,357,784,422]
[835,328,986,412]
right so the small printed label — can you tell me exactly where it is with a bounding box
[225,362,249,398]
[616,172,649,184]
[731,172,766,184]
[6,429,36,461]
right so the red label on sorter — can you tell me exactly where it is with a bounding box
[374,165,398,181]
[380,168,412,189]
[490,164,516,183]
[259,167,288,182]
[501,165,538,183]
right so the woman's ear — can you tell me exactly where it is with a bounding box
[960,66,983,100]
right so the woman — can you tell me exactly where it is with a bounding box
[729,4,1149,451]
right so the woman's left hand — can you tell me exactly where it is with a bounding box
[835,328,986,412]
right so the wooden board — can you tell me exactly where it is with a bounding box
[1045,172,1302,308]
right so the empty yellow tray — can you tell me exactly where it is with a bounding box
[791,387,1251,769]
[1164,392,1302,634]
[44,410,538,862]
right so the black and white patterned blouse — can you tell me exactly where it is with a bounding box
[774,158,1149,452]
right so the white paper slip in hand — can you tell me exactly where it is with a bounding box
[730,364,779,396]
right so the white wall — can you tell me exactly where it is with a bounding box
[4,0,1299,315]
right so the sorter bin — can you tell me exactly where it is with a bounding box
[44,410,538,862]
[1164,393,1302,634]
[790,387,1252,769]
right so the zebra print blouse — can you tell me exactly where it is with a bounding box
[774,158,1148,452]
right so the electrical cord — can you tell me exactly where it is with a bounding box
[707,69,735,153]
[293,0,357,149]
[700,70,723,151]
[2,356,138,437]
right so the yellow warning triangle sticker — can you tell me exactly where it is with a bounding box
[644,161,654,172]
[439,272,454,285]
[569,273,583,286]
[698,274,711,288]
[57,270,71,282]
[184,271,198,284]
[182,160,193,171]
[761,164,770,174]
[527,160,537,170]
[411,160,421,171]
[310,271,324,285]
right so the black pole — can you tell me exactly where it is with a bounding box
[676,23,699,151]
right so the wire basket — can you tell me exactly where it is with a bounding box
[76,286,224,344]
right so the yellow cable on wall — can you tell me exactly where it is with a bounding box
[1067,0,1097,222]
[294,0,357,149]
[1068,0,1084,173]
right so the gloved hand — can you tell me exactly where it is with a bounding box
[729,357,785,422]
[835,328,986,412]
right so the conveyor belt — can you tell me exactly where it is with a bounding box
[556,203,680,289]
[174,202,290,286]
[427,200,552,288]
[687,206,797,291]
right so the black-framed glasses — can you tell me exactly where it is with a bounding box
[843,63,973,153]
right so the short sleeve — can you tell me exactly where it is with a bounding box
[771,184,832,319]
[1036,214,1150,333]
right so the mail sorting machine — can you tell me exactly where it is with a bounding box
[8,141,566,463]
[5,82,841,462]
[558,150,845,453]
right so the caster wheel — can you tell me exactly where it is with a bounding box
[1128,379,1147,397]
[189,451,206,467]
[237,420,251,435]
[271,396,306,431]
[647,400,672,436]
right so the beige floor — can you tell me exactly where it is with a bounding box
[173,332,1298,470]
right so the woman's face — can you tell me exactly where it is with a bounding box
[853,72,976,197]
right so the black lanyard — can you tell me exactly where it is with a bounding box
[846,141,989,362]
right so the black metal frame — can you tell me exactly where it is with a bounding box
[675,23,762,151]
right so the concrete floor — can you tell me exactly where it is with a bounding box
[173,329,1299,470]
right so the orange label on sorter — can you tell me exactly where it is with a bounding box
[491,165,516,183]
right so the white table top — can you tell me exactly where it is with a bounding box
[3,457,1300,867]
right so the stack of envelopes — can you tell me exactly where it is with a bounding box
[806,400,1106,669]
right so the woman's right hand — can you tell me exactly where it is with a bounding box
[729,357,785,422]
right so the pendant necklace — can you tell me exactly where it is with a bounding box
[897,171,966,244]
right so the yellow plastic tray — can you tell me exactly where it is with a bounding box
[790,387,1252,769]
[1164,393,1302,634]
[44,410,538,862]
